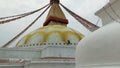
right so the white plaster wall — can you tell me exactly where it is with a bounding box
[0,64,23,68]
[0,48,41,59]
[27,63,74,68]
[0,60,75,68]
[41,45,75,58]
[0,66,23,68]
[95,0,120,26]
[25,61,75,68]
[0,45,76,68]
[0,45,76,59]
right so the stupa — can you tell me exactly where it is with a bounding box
[0,0,83,68]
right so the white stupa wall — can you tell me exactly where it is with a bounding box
[95,0,120,26]
[75,22,120,68]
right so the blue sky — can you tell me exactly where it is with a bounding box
[0,0,109,47]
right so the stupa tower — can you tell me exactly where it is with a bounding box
[16,0,84,48]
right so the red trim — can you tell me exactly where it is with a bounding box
[43,16,68,26]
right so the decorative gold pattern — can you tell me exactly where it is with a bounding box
[16,25,84,46]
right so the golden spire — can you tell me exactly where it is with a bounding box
[43,0,68,26]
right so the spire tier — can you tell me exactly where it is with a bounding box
[43,0,68,26]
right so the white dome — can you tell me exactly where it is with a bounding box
[16,25,83,47]
[76,23,120,68]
